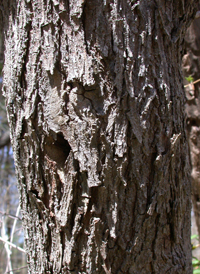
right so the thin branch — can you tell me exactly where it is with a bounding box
[0,236,26,253]
[5,265,28,273]
[0,211,22,221]
[184,78,200,87]
[10,205,20,245]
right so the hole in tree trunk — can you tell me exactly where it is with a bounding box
[44,132,71,167]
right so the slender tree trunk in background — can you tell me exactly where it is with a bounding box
[183,12,200,239]
[1,0,199,273]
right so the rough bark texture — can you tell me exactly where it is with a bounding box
[183,13,200,239]
[1,0,199,273]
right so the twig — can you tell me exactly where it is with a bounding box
[5,265,28,273]
[184,78,200,87]
[0,236,26,253]
[193,243,200,249]
[0,211,22,221]
[10,205,20,246]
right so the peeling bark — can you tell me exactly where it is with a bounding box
[1,0,199,273]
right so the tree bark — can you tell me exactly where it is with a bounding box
[1,0,199,273]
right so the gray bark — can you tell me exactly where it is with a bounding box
[1,0,199,273]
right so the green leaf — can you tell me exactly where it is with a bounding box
[193,256,199,260]
[185,75,194,83]
[193,269,200,274]
[191,235,199,240]
[193,259,200,268]
[193,245,200,250]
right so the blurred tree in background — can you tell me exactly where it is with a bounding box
[183,11,200,239]
[0,30,27,274]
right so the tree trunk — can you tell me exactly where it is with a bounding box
[1,1,199,273]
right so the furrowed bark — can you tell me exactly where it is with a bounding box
[2,0,199,273]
